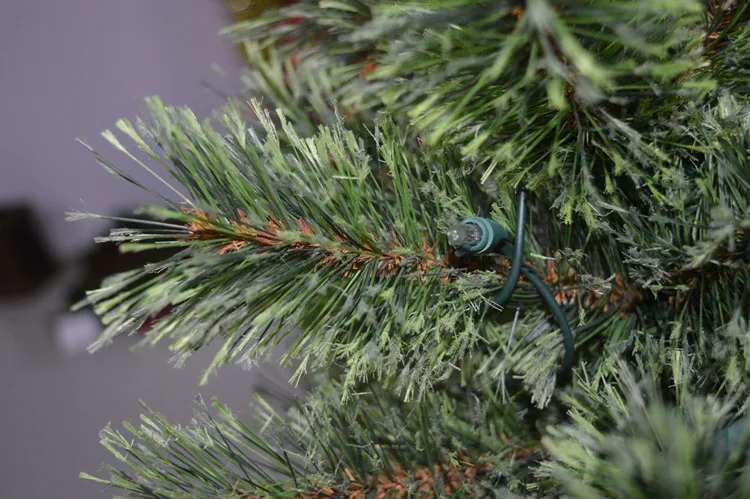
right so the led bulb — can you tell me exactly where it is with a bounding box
[446,223,483,248]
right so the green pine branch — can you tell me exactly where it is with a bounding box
[70,92,750,407]
[73,97,581,401]
[82,375,539,498]
[222,0,750,228]
[540,362,750,498]
[72,0,750,492]
[82,358,750,498]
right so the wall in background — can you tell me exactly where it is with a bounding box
[0,3,268,498]
[0,0,241,258]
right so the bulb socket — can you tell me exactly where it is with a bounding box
[450,217,508,256]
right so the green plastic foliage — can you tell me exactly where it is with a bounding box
[82,379,534,498]
[75,1,750,494]
[225,0,724,224]
[541,365,750,499]
[71,98,510,400]
[83,363,750,498]
[71,95,750,407]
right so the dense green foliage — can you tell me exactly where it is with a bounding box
[82,365,750,498]
[226,0,750,225]
[78,0,750,497]
[83,375,535,498]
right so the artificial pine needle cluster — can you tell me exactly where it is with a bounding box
[77,0,750,497]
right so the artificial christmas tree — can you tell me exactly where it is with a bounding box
[78,0,750,497]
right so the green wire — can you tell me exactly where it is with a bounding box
[493,188,527,307]
[491,187,574,375]
[520,265,574,374]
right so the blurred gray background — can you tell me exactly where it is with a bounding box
[0,2,272,497]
